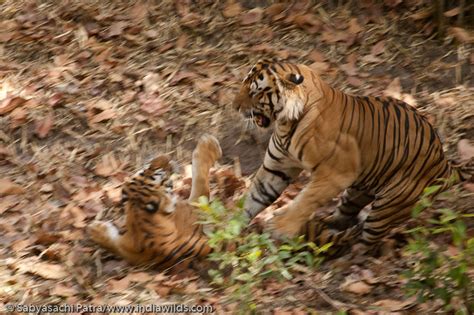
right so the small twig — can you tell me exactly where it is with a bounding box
[457,0,465,26]
[307,283,359,311]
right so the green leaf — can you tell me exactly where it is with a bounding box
[234,272,253,282]
[317,242,333,253]
[423,185,442,196]
[412,203,426,218]
[280,268,293,280]
[246,248,262,263]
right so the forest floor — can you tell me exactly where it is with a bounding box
[0,0,473,314]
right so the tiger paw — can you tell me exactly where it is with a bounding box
[194,134,222,165]
[267,206,304,240]
[88,221,118,249]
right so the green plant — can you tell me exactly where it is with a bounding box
[403,185,474,314]
[197,197,331,312]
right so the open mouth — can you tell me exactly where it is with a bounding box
[245,111,271,128]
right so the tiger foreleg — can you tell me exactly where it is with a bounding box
[88,221,150,264]
[268,164,357,239]
[88,221,123,255]
[189,134,222,203]
[243,164,301,221]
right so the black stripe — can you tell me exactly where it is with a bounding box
[157,226,199,265]
[254,178,279,203]
[267,149,282,162]
[250,192,270,207]
[263,165,291,182]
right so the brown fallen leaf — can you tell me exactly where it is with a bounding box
[140,94,169,116]
[35,112,54,138]
[0,178,25,196]
[108,277,131,293]
[95,153,120,177]
[371,40,385,56]
[347,76,364,87]
[35,231,61,246]
[444,7,461,17]
[142,73,161,94]
[307,50,326,62]
[0,96,26,115]
[222,1,242,18]
[90,109,116,124]
[48,93,64,107]
[309,61,330,74]
[28,262,68,280]
[361,54,382,63]
[127,272,154,283]
[340,63,358,76]
[0,195,20,214]
[169,71,198,85]
[69,205,87,228]
[194,79,215,95]
[103,185,122,204]
[320,28,348,43]
[273,309,293,315]
[176,34,187,49]
[9,107,28,128]
[293,14,321,34]
[266,3,286,17]
[464,183,474,193]
[409,9,433,20]
[457,139,474,161]
[384,0,402,7]
[250,43,273,53]
[348,18,363,34]
[340,280,372,295]
[108,21,127,37]
[130,2,148,21]
[50,283,78,297]
[372,297,416,311]
[449,27,473,44]
[240,8,263,25]
[180,13,202,28]
[11,238,32,252]
[0,31,14,42]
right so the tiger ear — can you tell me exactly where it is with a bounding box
[286,73,304,85]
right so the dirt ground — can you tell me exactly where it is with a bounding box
[0,0,473,314]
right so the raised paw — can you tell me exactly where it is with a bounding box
[193,134,222,165]
[88,221,119,250]
[267,206,304,240]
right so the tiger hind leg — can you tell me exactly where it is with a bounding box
[189,134,222,202]
[323,186,374,231]
[360,199,416,247]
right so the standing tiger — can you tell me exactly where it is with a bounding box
[233,59,470,252]
[87,134,222,269]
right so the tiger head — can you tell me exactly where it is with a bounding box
[121,155,178,229]
[232,59,306,128]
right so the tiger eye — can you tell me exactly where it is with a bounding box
[144,201,160,213]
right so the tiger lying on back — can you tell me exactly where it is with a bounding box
[233,59,471,252]
[88,134,222,269]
